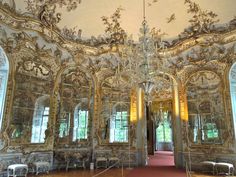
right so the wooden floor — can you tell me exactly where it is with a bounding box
[27,169,236,177]
[191,172,236,177]
[29,168,131,177]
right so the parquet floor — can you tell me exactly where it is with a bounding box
[28,169,235,177]
[191,172,236,177]
[29,168,131,177]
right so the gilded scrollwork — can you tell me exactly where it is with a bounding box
[54,66,94,149]
[25,0,81,26]
[101,7,126,46]
[182,0,219,36]
[0,0,236,168]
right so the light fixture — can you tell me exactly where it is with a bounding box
[151,102,164,125]
[115,0,167,103]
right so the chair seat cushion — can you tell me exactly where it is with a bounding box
[96,157,107,161]
[215,162,234,168]
[8,164,28,170]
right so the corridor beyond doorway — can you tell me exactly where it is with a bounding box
[126,151,186,177]
[148,151,174,166]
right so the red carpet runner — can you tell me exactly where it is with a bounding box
[126,151,186,177]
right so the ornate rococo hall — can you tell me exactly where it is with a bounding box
[0,0,236,176]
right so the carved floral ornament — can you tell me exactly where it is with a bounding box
[0,0,235,101]
[0,1,233,44]
[0,1,236,90]
[2,10,235,77]
[0,2,236,162]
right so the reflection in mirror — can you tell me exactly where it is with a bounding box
[187,71,224,144]
[99,74,131,144]
[0,46,9,130]
[97,73,132,144]
[11,75,35,144]
[151,101,173,151]
[229,62,236,138]
[31,95,50,143]
[73,100,89,141]
[9,54,53,146]
[59,112,70,138]
[109,103,129,143]
[55,67,93,147]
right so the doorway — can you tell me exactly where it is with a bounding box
[155,110,173,152]
[147,100,174,166]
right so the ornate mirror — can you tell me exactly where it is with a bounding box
[55,67,93,148]
[186,71,225,144]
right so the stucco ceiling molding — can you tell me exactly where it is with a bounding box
[180,61,227,86]
[1,3,236,60]
[0,5,100,56]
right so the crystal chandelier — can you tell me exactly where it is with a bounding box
[138,13,156,102]
[151,102,164,125]
[115,0,166,102]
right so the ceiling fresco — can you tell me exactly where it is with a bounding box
[8,0,236,41]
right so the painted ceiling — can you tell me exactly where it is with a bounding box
[11,0,236,41]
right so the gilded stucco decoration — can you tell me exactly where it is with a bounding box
[149,74,173,101]
[54,66,94,149]
[182,70,236,168]
[101,7,126,46]
[7,46,55,148]
[25,0,82,26]
[96,73,131,145]
[182,0,219,36]
[0,0,236,170]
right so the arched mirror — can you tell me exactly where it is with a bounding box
[9,52,53,145]
[0,46,9,130]
[186,71,224,144]
[229,62,236,139]
[55,67,93,148]
[31,96,50,143]
[98,74,131,145]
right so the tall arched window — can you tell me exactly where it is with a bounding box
[31,96,50,143]
[229,63,236,138]
[73,101,89,141]
[156,111,172,143]
[109,103,128,143]
[0,47,9,130]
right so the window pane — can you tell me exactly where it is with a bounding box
[59,114,70,138]
[73,108,88,141]
[157,124,164,142]
[0,69,8,130]
[156,112,172,143]
[110,110,128,143]
[31,106,49,143]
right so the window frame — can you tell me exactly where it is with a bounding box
[156,111,172,143]
[31,96,50,144]
[73,106,89,141]
[31,106,50,143]
[0,47,9,130]
[229,63,236,139]
[109,104,129,143]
